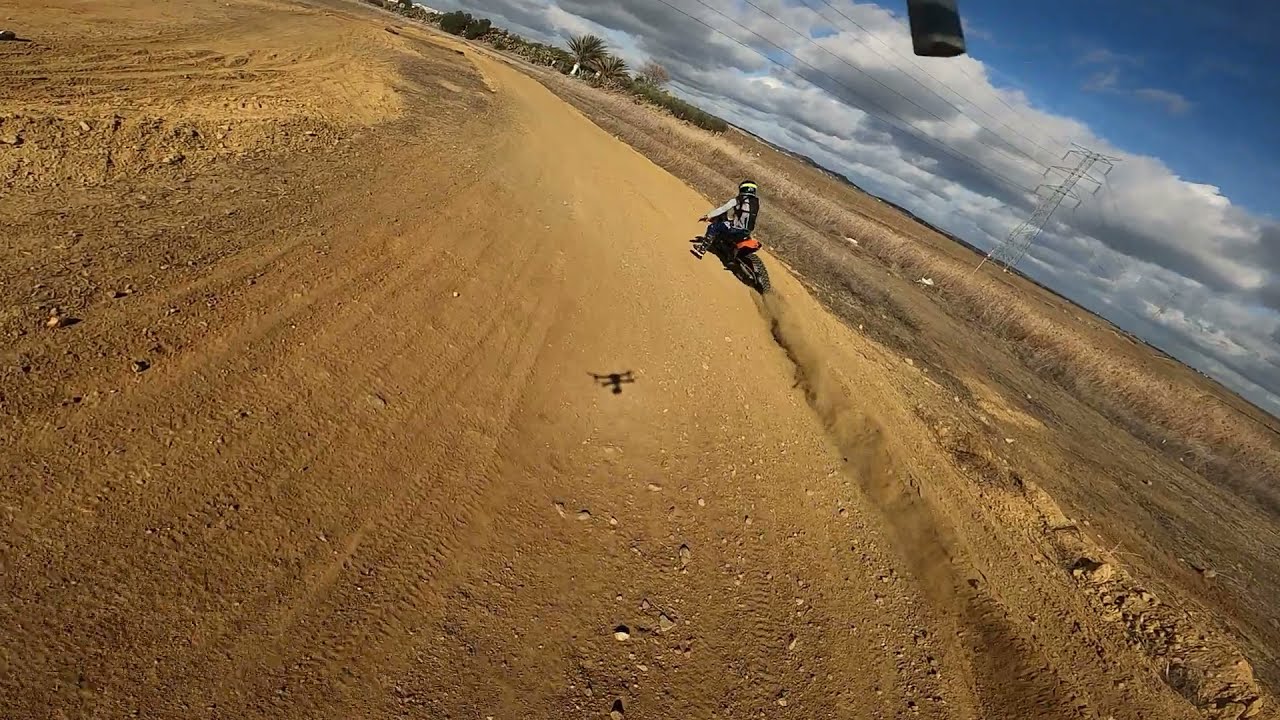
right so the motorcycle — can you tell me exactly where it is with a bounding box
[690,218,772,294]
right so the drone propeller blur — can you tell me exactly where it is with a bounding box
[905,0,966,57]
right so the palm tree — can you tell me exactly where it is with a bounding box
[567,34,606,76]
[591,54,630,83]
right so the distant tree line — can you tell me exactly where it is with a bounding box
[394,7,728,133]
[558,33,727,133]
[436,10,491,39]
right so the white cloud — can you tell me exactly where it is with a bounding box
[1133,87,1193,115]
[1082,68,1120,93]
[1076,50,1192,116]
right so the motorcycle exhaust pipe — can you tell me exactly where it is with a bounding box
[906,0,967,57]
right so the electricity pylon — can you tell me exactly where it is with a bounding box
[1155,288,1182,317]
[976,144,1120,273]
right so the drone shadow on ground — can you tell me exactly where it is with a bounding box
[589,371,635,395]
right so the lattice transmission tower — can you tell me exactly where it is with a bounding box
[976,144,1120,273]
[1155,287,1182,317]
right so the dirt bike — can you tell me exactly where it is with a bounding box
[690,221,772,294]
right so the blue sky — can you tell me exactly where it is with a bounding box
[959,0,1280,215]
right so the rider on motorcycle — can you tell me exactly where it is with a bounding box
[698,180,762,257]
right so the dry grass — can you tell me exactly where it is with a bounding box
[528,68,1280,515]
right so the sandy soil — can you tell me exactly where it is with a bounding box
[0,1,1270,718]
[514,53,1280,719]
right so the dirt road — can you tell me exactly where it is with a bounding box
[0,2,1256,718]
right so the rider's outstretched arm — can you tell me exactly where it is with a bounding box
[702,197,737,221]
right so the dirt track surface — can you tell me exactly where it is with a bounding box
[0,2,1267,719]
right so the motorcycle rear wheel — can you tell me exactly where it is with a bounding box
[747,254,771,293]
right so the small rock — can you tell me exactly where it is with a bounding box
[697,497,706,507]
[367,393,388,409]
[640,598,650,611]
[610,699,625,720]
[553,502,566,518]
[678,544,691,566]
[613,625,630,641]
[659,613,676,632]
[452,291,460,298]
[304,130,317,137]
[46,314,68,329]
[1004,437,1016,444]
[905,358,914,366]
[1071,559,1114,584]
[609,516,618,526]
[576,510,592,521]
[635,664,648,672]
[1201,567,1218,580]
[78,120,91,132]
[838,507,848,518]
[646,483,662,492]
[787,634,798,651]
[0,30,17,42]
[131,359,151,373]
[162,152,185,165]
[744,515,753,526]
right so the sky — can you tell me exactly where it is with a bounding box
[428,0,1280,417]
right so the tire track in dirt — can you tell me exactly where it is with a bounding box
[202,122,577,715]
[2,13,518,714]
[186,193,568,713]
[4,110,502,586]
[757,290,1083,718]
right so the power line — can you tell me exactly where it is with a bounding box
[1082,181,1127,279]
[735,0,1050,171]
[957,62,1085,151]
[810,0,1074,153]
[801,0,1065,163]
[654,0,1038,196]
[976,144,1120,273]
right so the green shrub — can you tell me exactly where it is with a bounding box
[439,10,471,35]
[463,17,492,40]
[628,82,728,133]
